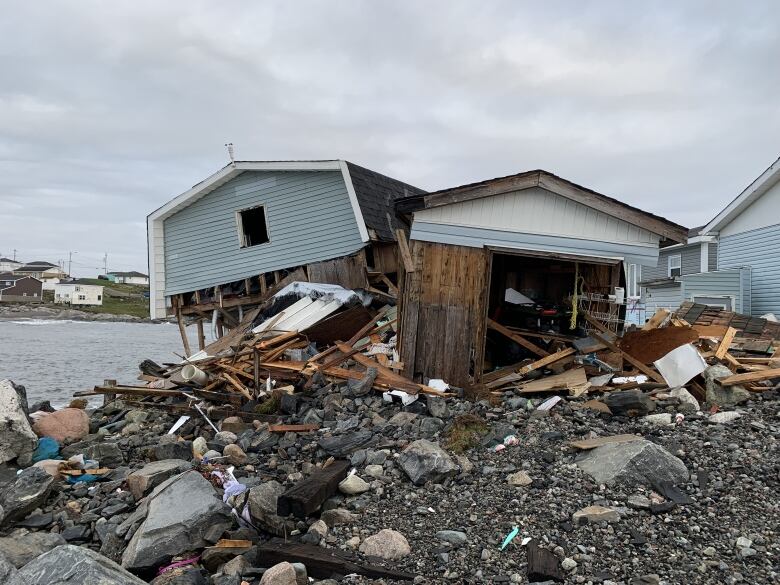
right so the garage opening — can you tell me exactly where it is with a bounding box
[482,251,623,373]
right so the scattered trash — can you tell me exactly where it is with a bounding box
[500,526,520,550]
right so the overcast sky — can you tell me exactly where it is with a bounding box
[1,1,778,276]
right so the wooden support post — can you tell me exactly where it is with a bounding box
[173,296,191,357]
[102,379,116,407]
[196,319,206,351]
[395,228,415,273]
[274,270,281,285]
[258,274,267,295]
[244,278,251,296]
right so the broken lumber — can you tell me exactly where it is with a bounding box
[642,308,670,330]
[583,318,665,384]
[569,434,641,450]
[257,540,416,581]
[277,460,350,519]
[715,327,738,360]
[527,539,564,582]
[268,424,320,433]
[488,318,550,358]
[716,368,780,386]
[484,348,577,388]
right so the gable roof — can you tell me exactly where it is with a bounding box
[396,169,688,243]
[702,154,780,234]
[15,263,61,273]
[109,271,148,277]
[148,160,425,243]
[0,257,20,263]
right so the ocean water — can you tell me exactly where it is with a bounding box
[0,320,206,408]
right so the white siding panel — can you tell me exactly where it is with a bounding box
[720,180,780,236]
[680,268,750,314]
[641,283,683,315]
[415,187,659,246]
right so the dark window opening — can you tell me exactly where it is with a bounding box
[238,206,270,248]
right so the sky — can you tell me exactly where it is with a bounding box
[1,1,779,276]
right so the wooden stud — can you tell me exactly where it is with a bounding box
[395,228,415,273]
[715,327,737,360]
[716,368,780,386]
[487,318,550,358]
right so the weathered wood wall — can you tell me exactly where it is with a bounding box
[306,250,369,290]
[398,241,488,387]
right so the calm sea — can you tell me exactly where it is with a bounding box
[0,320,207,408]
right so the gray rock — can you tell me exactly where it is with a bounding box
[507,470,533,486]
[0,379,38,466]
[642,413,673,426]
[246,480,292,536]
[627,494,652,510]
[360,529,411,560]
[121,470,233,571]
[670,387,700,412]
[0,550,16,582]
[427,397,451,419]
[126,459,191,500]
[150,566,207,584]
[8,544,145,585]
[223,555,249,577]
[338,474,370,495]
[0,531,66,567]
[399,439,457,485]
[561,557,577,571]
[318,430,374,457]
[320,508,357,527]
[577,439,688,488]
[703,365,751,407]
[0,467,55,525]
[436,530,468,546]
[154,440,193,461]
[709,411,742,425]
[572,505,620,523]
[346,367,378,397]
[259,561,299,585]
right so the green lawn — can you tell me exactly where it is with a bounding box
[70,280,151,318]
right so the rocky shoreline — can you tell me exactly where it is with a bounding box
[1,374,779,584]
[0,304,157,323]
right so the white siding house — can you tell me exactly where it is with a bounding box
[700,155,780,317]
[54,283,104,306]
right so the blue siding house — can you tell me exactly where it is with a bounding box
[147,160,423,319]
[698,155,780,318]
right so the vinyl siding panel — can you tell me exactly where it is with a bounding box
[718,223,780,316]
[411,221,659,266]
[680,268,750,313]
[163,170,364,295]
[414,187,659,246]
[641,283,683,314]
[641,244,700,281]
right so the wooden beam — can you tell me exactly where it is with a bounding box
[196,319,206,351]
[484,348,577,388]
[395,228,415,273]
[487,318,549,358]
[715,327,737,360]
[642,309,670,330]
[173,297,191,357]
[716,368,780,386]
[277,460,350,518]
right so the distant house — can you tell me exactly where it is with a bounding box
[0,273,43,303]
[635,227,719,320]
[106,271,149,285]
[53,282,104,306]
[147,160,424,319]
[14,261,67,282]
[694,155,780,317]
[0,258,22,272]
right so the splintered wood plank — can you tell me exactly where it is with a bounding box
[488,318,550,358]
[569,434,641,450]
[395,228,415,273]
[642,309,670,330]
[692,324,729,338]
[515,367,588,394]
[716,368,780,386]
[268,423,320,433]
[715,327,738,360]
[484,348,577,388]
[222,372,252,400]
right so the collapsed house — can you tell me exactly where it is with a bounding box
[146,160,424,340]
[395,170,688,387]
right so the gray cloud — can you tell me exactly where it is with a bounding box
[1,1,778,274]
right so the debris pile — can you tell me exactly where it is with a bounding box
[0,298,778,584]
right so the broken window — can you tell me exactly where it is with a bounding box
[237,206,270,248]
[668,254,681,278]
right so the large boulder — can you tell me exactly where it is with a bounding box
[121,471,233,571]
[260,561,299,585]
[0,379,38,466]
[703,364,751,407]
[0,530,65,567]
[577,439,688,488]
[360,529,411,560]
[246,480,293,536]
[32,408,90,443]
[398,439,457,485]
[8,544,145,585]
[127,459,192,501]
[0,467,55,525]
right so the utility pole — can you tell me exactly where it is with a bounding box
[103,253,108,276]
[12,249,17,261]
[68,251,77,276]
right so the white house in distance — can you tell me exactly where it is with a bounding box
[0,257,22,272]
[107,271,149,285]
[53,282,104,306]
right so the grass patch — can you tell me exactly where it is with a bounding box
[255,390,283,415]
[444,414,490,453]
[77,295,150,318]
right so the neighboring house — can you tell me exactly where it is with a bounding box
[0,257,22,272]
[14,261,68,282]
[635,227,719,321]
[0,273,43,302]
[53,282,104,306]
[696,155,780,317]
[147,160,424,319]
[107,271,149,285]
[395,169,687,386]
